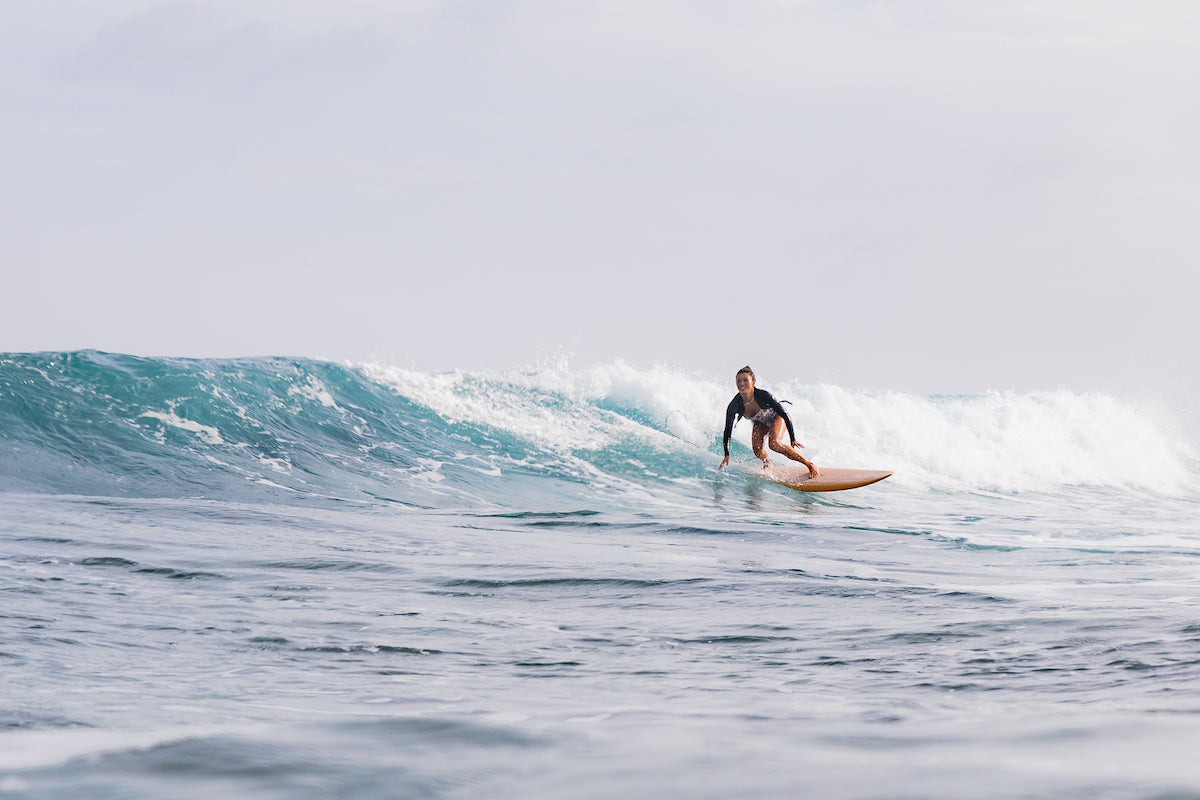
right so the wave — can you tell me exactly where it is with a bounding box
[0,351,1194,507]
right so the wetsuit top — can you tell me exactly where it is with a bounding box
[723,388,797,457]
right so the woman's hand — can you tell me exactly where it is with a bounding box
[718,455,730,470]
[791,441,805,449]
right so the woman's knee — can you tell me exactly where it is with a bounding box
[768,438,789,454]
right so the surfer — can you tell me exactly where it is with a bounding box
[719,366,819,478]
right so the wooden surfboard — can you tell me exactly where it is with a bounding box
[766,465,892,493]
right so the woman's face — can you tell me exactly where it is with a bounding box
[735,372,754,395]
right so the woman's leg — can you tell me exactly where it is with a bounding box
[751,424,770,466]
[768,417,818,476]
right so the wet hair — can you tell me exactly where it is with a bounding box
[736,365,755,380]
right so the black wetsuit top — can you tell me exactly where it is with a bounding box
[722,388,797,457]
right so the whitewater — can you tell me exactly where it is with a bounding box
[3,350,1200,799]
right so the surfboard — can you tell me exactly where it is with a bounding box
[766,465,892,493]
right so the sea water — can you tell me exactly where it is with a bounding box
[2,351,1199,799]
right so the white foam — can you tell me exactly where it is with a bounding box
[358,364,628,452]
[256,454,292,474]
[137,410,224,445]
[784,384,1196,494]
[287,375,340,409]
[511,359,727,449]
[254,479,296,491]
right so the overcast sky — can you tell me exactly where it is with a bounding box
[3,1,1197,408]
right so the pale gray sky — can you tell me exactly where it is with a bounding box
[3,1,1198,408]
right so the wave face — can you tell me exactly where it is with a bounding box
[0,351,1194,506]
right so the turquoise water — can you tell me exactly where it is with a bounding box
[3,351,1200,798]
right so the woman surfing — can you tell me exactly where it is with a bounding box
[718,366,819,478]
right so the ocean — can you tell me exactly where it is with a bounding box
[2,350,1199,799]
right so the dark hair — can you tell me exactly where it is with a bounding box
[736,365,755,380]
